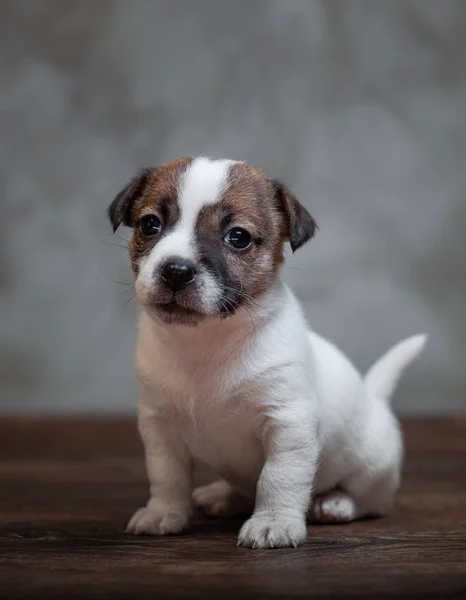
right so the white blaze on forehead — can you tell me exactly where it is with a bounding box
[137,157,237,290]
[178,157,237,223]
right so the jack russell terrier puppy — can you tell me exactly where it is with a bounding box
[108,157,426,549]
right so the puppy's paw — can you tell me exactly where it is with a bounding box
[193,480,253,518]
[193,481,234,517]
[237,513,307,549]
[126,504,189,536]
[310,491,357,524]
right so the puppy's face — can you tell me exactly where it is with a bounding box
[108,157,316,325]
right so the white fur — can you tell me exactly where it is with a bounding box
[137,158,236,311]
[364,334,427,402]
[125,156,426,547]
[127,273,426,548]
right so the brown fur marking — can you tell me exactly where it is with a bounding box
[129,158,193,273]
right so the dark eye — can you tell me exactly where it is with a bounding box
[224,228,252,250]
[140,214,162,236]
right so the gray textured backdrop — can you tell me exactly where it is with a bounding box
[1,0,465,414]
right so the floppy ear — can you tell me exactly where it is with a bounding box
[271,179,317,253]
[107,168,152,233]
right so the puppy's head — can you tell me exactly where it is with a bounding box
[108,157,316,325]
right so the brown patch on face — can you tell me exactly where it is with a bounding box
[107,157,193,274]
[228,162,287,272]
[194,163,285,312]
[108,157,316,321]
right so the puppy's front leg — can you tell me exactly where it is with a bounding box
[126,400,192,536]
[237,408,318,549]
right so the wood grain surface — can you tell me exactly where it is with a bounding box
[0,418,465,599]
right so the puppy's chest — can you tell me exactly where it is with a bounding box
[151,358,266,484]
[165,370,264,445]
[176,392,265,489]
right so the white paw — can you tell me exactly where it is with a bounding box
[310,491,357,523]
[237,513,307,549]
[126,504,189,536]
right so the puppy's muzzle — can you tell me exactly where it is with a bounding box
[160,257,197,292]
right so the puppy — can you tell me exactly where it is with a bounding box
[108,157,426,549]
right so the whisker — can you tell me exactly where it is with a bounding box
[238,289,266,311]
[124,293,137,307]
[119,287,134,296]
[217,292,259,335]
[222,285,266,311]
[105,278,132,286]
[243,304,259,335]
[114,234,132,244]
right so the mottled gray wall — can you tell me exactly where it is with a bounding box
[1,0,465,414]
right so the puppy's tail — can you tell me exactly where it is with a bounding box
[364,334,427,404]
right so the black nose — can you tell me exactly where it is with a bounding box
[161,259,197,291]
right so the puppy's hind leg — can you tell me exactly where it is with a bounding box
[310,468,400,524]
[310,490,358,523]
[345,465,400,519]
[193,479,253,518]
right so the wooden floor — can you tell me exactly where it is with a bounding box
[0,419,465,599]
